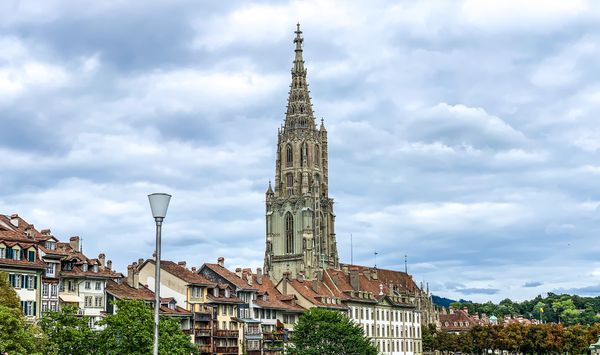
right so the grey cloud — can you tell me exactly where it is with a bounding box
[523,281,543,288]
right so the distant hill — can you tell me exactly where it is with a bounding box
[432,295,457,308]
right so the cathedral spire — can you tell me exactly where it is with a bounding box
[285,23,315,130]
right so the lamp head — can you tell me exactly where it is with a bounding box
[148,193,171,219]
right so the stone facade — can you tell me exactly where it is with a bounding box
[264,24,338,282]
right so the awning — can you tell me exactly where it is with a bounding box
[59,294,82,303]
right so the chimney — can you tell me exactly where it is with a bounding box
[69,236,80,252]
[127,264,134,287]
[311,279,319,293]
[342,264,349,274]
[98,253,106,267]
[191,267,197,272]
[235,267,242,279]
[177,261,186,268]
[106,260,112,271]
[133,265,140,289]
[217,257,224,267]
[256,268,263,285]
[10,214,19,227]
[463,307,469,315]
[138,258,144,266]
[41,229,51,236]
[349,269,359,291]
[246,273,253,286]
[371,268,378,280]
[297,271,305,282]
[388,282,394,296]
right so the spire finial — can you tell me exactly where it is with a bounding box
[294,23,303,52]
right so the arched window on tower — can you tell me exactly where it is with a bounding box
[286,144,293,167]
[286,174,293,197]
[315,145,320,167]
[285,213,294,254]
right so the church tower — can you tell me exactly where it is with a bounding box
[264,24,339,282]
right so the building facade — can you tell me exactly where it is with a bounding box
[264,24,338,282]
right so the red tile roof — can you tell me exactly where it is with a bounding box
[252,274,304,312]
[156,260,215,286]
[440,310,476,332]
[202,263,258,291]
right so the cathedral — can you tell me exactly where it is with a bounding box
[263,24,339,282]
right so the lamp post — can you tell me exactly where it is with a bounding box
[148,193,171,355]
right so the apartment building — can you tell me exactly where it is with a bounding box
[0,214,44,320]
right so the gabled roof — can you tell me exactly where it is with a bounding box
[286,278,347,310]
[440,310,476,332]
[201,263,258,291]
[106,280,154,301]
[140,259,215,286]
[252,274,304,313]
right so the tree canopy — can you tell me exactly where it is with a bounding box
[287,308,377,355]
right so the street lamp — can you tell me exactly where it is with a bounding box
[148,193,171,355]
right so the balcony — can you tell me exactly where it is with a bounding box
[194,312,212,322]
[214,329,239,338]
[215,346,239,354]
[263,332,284,341]
[195,328,211,337]
[197,345,212,354]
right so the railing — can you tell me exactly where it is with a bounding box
[195,328,211,337]
[215,346,239,354]
[194,312,212,321]
[245,328,262,335]
[214,329,239,338]
[263,332,284,341]
[197,345,212,353]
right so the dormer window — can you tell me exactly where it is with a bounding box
[82,263,88,272]
[225,289,230,298]
[45,241,56,250]
[93,265,98,272]
[213,288,218,297]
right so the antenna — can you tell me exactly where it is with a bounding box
[404,254,407,273]
[350,233,353,265]
[374,251,378,268]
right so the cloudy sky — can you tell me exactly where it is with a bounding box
[1,0,600,302]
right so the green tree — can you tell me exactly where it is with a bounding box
[287,308,377,355]
[0,271,20,309]
[40,305,98,355]
[422,323,437,351]
[97,299,195,355]
[0,305,44,354]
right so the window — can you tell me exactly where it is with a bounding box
[45,241,56,250]
[42,302,49,313]
[51,284,58,297]
[21,301,35,316]
[82,263,88,272]
[85,296,93,307]
[68,281,76,292]
[94,296,103,308]
[286,144,293,167]
[93,265,98,272]
[13,248,21,260]
[285,213,294,254]
[192,286,201,298]
[95,281,101,290]
[45,263,55,277]
[88,317,95,328]
[0,246,4,258]
[43,283,49,297]
[85,281,91,290]
[28,250,35,262]
[286,173,293,196]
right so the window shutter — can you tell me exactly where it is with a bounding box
[29,250,35,262]
[9,274,14,286]
[33,302,36,316]
[34,276,38,289]
[21,275,26,288]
